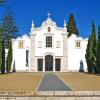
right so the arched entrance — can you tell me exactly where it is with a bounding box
[45,55,53,71]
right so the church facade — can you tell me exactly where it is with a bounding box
[12,16,88,72]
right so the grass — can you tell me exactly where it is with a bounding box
[0,72,43,91]
[57,72,100,91]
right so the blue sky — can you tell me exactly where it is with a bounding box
[0,0,100,37]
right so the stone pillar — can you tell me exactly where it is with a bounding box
[62,34,68,72]
[53,58,55,72]
[30,34,35,71]
[43,58,45,72]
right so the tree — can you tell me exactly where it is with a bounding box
[1,38,5,74]
[0,25,2,72]
[90,21,97,73]
[67,14,79,37]
[2,7,19,48]
[85,36,93,73]
[96,26,100,74]
[6,38,12,73]
[0,0,5,5]
[85,21,97,73]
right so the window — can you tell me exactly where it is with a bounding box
[55,59,61,71]
[46,36,52,47]
[38,59,43,71]
[76,41,81,48]
[56,41,60,48]
[18,40,24,49]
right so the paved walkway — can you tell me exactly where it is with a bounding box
[37,73,72,91]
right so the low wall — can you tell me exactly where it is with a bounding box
[0,91,100,100]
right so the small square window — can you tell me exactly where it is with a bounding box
[76,41,81,48]
[18,40,24,49]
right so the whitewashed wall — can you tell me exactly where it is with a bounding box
[68,34,88,72]
[12,35,30,71]
[12,18,88,72]
[35,25,64,57]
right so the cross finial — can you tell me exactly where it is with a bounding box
[32,20,35,27]
[64,20,67,27]
[47,12,51,18]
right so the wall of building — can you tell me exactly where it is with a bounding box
[68,34,88,72]
[12,35,30,71]
[12,34,88,72]
[12,18,88,72]
[35,26,64,57]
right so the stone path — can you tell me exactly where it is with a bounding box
[37,73,72,91]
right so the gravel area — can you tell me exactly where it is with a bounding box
[0,72,43,91]
[57,72,100,91]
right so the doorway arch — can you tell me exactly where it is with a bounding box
[45,55,53,71]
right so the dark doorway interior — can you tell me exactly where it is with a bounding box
[26,50,29,66]
[45,55,53,71]
[38,59,43,71]
[55,59,61,71]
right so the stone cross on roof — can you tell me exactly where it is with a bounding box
[47,13,51,18]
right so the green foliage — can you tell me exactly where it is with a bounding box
[0,0,5,5]
[67,14,79,37]
[0,3,17,73]
[85,36,92,73]
[90,21,97,73]
[2,7,19,48]
[6,38,12,73]
[96,26,100,73]
[0,25,2,71]
[1,38,5,74]
[85,21,97,73]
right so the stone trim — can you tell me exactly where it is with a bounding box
[62,35,68,72]
[0,91,100,97]
[30,35,35,71]
[36,55,64,72]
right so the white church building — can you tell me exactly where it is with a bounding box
[12,15,88,72]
